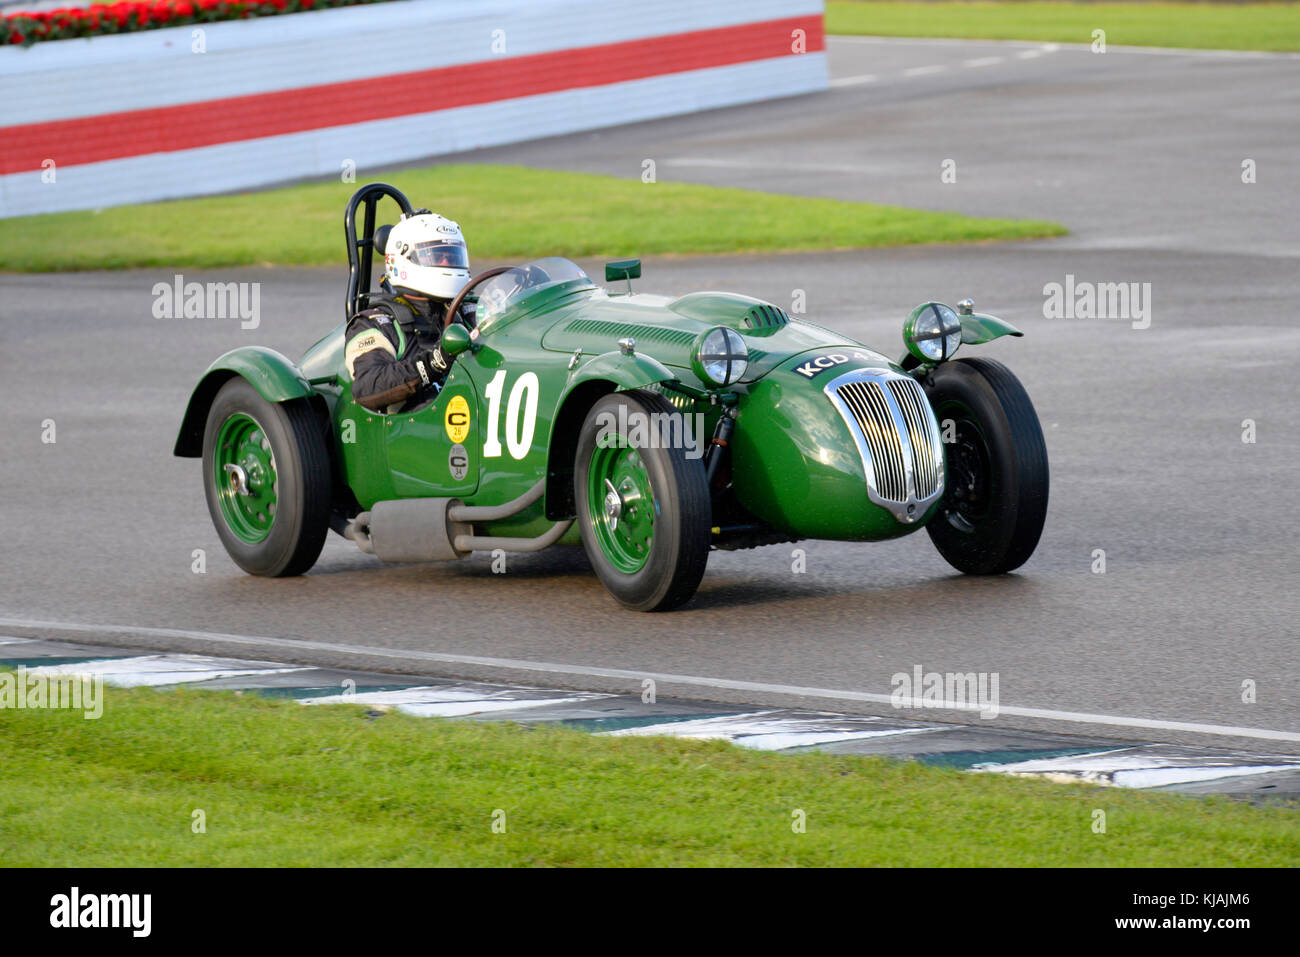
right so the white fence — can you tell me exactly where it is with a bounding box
[0,0,827,217]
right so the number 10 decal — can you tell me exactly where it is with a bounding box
[482,370,540,459]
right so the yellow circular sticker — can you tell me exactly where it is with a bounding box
[444,394,471,444]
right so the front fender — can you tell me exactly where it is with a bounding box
[541,350,678,520]
[960,313,1023,345]
[173,346,314,457]
[565,349,676,394]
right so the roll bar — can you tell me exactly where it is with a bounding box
[344,182,415,321]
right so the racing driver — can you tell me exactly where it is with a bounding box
[344,210,474,413]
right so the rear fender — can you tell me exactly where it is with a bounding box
[173,346,315,457]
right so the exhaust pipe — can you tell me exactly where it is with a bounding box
[344,480,571,561]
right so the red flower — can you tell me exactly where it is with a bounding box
[7,0,373,44]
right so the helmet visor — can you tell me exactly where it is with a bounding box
[410,240,468,270]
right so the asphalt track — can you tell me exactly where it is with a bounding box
[2,38,1298,753]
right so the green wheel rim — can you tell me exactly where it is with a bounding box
[587,440,656,574]
[213,412,278,544]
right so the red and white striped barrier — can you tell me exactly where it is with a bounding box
[0,0,827,217]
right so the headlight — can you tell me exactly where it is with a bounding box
[903,302,962,363]
[691,326,748,386]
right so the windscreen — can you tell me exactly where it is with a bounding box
[475,258,593,332]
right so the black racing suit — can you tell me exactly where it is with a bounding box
[344,289,472,413]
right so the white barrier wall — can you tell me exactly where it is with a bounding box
[0,0,827,218]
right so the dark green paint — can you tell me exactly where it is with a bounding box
[174,346,316,457]
[441,323,472,356]
[203,346,313,401]
[567,350,676,394]
[959,312,1023,344]
[604,259,642,282]
[212,412,277,544]
[586,443,655,573]
[179,259,1024,543]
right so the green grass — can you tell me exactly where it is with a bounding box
[827,1,1300,51]
[0,164,1063,273]
[1,681,1296,866]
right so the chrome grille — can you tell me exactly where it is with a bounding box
[824,368,945,524]
[887,377,942,499]
[836,380,907,501]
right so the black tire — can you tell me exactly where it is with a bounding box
[574,390,711,611]
[201,377,332,577]
[921,358,1048,574]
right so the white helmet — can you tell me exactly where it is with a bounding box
[383,212,470,301]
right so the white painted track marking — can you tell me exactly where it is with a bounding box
[828,73,878,87]
[601,712,940,751]
[300,685,610,718]
[24,654,310,687]
[975,747,1300,789]
[3,617,1299,744]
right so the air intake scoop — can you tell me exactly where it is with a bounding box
[667,292,789,332]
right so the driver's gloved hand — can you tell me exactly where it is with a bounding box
[414,345,451,386]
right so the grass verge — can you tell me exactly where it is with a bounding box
[1,164,1063,273]
[827,1,1300,52]
[1,680,1296,866]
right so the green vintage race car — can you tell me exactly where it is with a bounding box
[174,183,1048,611]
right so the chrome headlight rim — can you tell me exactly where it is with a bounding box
[691,326,749,387]
[904,301,962,363]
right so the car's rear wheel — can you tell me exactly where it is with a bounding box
[921,358,1048,574]
[202,377,331,577]
[575,390,710,611]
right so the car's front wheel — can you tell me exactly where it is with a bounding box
[921,358,1049,574]
[202,377,332,576]
[575,390,710,611]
